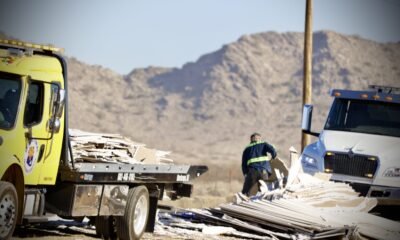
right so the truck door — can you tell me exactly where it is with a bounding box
[23,80,50,185]
[38,83,65,185]
[0,73,25,180]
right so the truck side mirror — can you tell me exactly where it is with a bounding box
[56,89,66,118]
[48,89,65,133]
[301,104,319,137]
[302,104,313,132]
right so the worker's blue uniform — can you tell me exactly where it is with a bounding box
[241,141,277,195]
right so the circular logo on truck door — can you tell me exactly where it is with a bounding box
[24,140,38,173]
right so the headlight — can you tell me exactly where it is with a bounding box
[383,167,400,177]
[300,154,318,169]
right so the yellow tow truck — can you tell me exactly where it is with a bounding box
[0,39,207,239]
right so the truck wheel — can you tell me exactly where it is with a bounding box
[95,216,116,239]
[0,181,18,240]
[116,186,149,240]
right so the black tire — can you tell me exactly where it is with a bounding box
[0,181,18,240]
[95,216,117,239]
[116,186,149,240]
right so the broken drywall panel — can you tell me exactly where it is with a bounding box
[69,129,173,165]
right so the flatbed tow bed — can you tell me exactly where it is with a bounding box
[59,163,207,183]
[46,161,208,236]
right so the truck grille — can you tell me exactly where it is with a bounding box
[324,153,378,178]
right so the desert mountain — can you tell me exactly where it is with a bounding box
[67,31,400,178]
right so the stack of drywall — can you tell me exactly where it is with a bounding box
[171,173,399,239]
[216,174,361,239]
[280,173,398,239]
[283,173,377,212]
[69,129,173,164]
[170,153,400,240]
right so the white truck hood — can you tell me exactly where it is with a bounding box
[321,130,400,157]
[320,130,400,187]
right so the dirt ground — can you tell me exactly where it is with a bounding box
[12,224,239,240]
[12,232,225,240]
[12,232,190,240]
[12,234,236,240]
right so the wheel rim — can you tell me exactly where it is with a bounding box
[0,192,16,238]
[133,194,148,234]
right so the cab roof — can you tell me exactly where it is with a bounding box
[330,85,400,104]
[0,39,64,53]
[0,39,64,82]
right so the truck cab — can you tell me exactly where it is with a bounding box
[0,40,67,239]
[300,86,400,205]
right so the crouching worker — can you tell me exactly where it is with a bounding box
[241,133,277,196]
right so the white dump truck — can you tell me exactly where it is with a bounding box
[300,85,400,205]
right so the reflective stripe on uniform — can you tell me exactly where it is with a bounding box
[247,156,270,165]
[246,141,265,149]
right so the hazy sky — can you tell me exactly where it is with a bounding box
[0,0,399,74]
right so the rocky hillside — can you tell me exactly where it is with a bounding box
[67,31,400,177]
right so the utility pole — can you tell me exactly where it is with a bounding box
[301,0,313,151]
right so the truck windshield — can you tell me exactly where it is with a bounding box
[325,98,400,138]
[0,76,22,129]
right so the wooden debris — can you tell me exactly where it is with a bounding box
[157,210,272,239]
[269,157,289,183]
[69,129,173,165]
[170,148,400,240]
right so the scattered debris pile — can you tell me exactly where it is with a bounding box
[157,155,400,240]
[69,129,173,165]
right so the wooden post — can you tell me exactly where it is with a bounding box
[301,0,313,151]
